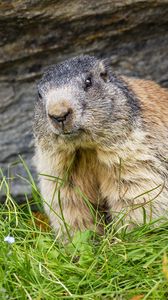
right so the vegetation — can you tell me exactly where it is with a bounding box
[1,163,168,300]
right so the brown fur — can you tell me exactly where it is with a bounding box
[123,76,168,130]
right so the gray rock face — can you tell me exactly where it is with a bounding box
[0,0,168,199]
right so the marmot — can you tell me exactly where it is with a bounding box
[34,55,168,237]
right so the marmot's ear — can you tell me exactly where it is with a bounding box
[98,59,112,83]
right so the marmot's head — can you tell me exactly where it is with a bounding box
[35,55,140,149]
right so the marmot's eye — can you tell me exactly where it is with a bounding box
[84,76,92,90]
[38,91,42,99]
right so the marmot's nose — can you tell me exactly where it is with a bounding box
[48,109,71,124]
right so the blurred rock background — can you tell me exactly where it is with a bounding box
[0,0,168,200]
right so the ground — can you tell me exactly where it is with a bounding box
[1,162,168,300]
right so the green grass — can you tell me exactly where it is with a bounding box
[1,166,168,300]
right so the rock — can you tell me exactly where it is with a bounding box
[0,0,168,200]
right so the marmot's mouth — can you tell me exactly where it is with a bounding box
[60,128,85,138]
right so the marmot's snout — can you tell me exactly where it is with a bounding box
[47,98,74,134]
[48,107,72,131]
